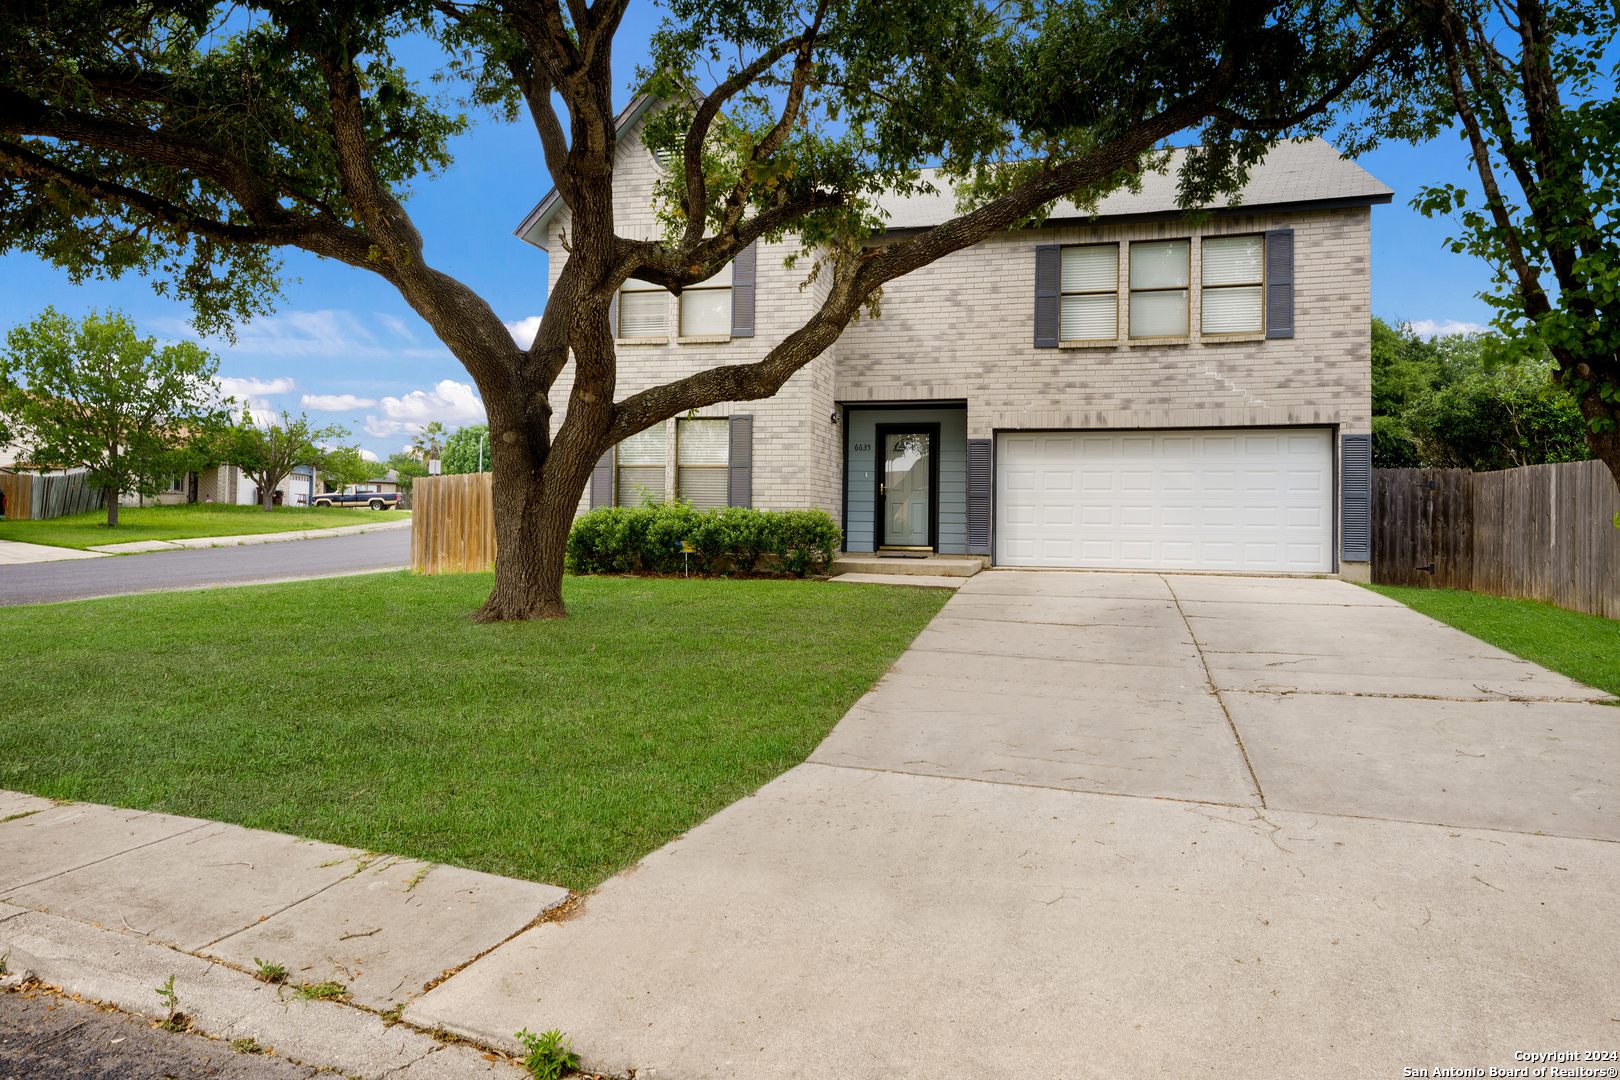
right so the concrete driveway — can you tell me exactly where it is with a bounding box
[407,572,1620,1078]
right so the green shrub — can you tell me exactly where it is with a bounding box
[565,503,842,577]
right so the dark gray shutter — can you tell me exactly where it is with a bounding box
[1340,433,1371,562]
[966,438,992,556]
[728,414,753,507]
[1265,229,1294,339]
[589,448,614,509]
[608,292,618,338]
[731,242,756,338]
[1034,245,1060,347]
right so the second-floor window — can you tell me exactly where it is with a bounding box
[1060,244,1118,340]
[680,262,733,337]
[619,278,667,338]
[1129,240,1190,338]
[1201,235,1265,335]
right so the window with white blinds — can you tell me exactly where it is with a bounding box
[676,418,730,509]
[1129,240,1190,338]
[615,424,667,505]
[1059,244,1118,340]
[619,278,668,338]
[680,261,733,337]
[1201,235,1265,335]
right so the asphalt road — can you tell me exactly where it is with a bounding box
[0,529,411,607]
[0,987,319,1079]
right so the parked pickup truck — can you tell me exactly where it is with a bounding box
[311,491,403,511]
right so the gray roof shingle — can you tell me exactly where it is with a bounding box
[874,139,1391,230]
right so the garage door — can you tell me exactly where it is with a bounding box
[996,428,1334,572]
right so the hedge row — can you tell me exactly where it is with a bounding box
[566,503,843,578]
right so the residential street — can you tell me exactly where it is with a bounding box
[0,528,410,606]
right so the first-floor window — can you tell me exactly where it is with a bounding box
[680,262,733,336]
[1200,234,1265,335]
[1129,239,1190,338]
[677,418,730,509]
[616,425,666,505]
[619,278,668,338]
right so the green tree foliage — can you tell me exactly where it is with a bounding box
[225,411,351,511]
[385,452,428,495]
[0,0,1420,617]
[1347,0,1620,491]
[408,421,447,465]
[317,445,383,494]
[441,424,489,474]
[1371,318,1499,465]
[0,308,230,525]
[1402,361,1592,470]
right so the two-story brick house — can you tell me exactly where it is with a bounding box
[518,97,1389,578]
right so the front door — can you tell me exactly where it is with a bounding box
[876,425,939,550]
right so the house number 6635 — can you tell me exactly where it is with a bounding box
[853,443,872,452]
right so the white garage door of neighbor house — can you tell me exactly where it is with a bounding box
[996,427,1334,572]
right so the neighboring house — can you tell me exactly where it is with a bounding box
[516,98,1388,578]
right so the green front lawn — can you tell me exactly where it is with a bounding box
[0,502,402,550]
[0,573,949,891]
[1364,584,1620,696]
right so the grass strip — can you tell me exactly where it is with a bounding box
[1363,584,1620,696]
[0,572,949,891]
[0,503,403,550]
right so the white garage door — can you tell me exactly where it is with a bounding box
[997,428,1334,572]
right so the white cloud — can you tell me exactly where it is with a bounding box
[303,393,379,411]
[219,376,297,401]
[360,448,380,463]
[1409,319,1488,338]
[362,379,486,439]
[505,316,542,349]
[376,312,418,342]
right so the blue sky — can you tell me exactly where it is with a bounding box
[0,8,1497,461]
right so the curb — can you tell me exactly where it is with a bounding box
[87,518,411,555]
[0,903,518,1079]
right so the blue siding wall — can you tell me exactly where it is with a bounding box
[845,407,968,553]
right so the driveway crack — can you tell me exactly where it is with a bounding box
[1163,575,1266,808]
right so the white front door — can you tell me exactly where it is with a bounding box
[996,427,1334,572]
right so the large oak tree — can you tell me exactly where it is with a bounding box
[0,0,1413,618]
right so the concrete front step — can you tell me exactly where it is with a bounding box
[831,554,987,578]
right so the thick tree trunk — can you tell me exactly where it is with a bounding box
[1578,381,1620,490]
[106,486,118,527]
[473,426,600,622]
[261,480,273,511]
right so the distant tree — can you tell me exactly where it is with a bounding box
[1402,361,1592,470]
[409,422,447,468]
[317,445,382,494]
[0,308,229,525]
[385,452,429,496]
[441,424,489,475]
[225,411,350,511]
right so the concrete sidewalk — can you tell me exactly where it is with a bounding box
[401,572,1620,1078]
[0,540,110,565]
[87,516,410,554]
[0,791,565,1077]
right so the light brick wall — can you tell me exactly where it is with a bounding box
[835,209,1372,438]
[540,109,1373,531]
[546,115,841,519]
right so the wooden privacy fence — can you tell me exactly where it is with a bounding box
[0,471,105,521]
[1373,459,1620,618]
[411,472,495,574]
